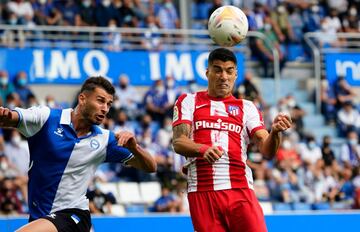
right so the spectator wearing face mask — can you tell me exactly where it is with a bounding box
[14,71,34,107]
[114,74,140,119]
[0,70,15,104]
[298,135,322,165]
[157,0,180,31]
[4,129,30,176]
[143,79,171,126]
[340,130,360,168]
[95,0,119,27]
[86,178,115,214]
[76,0,96,26]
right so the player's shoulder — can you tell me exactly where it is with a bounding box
[241,99,257,108]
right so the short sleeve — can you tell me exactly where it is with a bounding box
[14,106,51,137]
[172,93,194,127]
[105,131,133,163]
[244,101,265,137]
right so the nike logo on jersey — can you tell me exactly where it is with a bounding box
[195,104,207,109]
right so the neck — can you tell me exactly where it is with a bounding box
[71,107,92,137]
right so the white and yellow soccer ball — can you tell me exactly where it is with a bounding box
[208,5,249,47]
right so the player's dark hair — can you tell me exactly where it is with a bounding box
[80,76,115,96]
[208,48,237,65]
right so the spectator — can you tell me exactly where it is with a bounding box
[337,101,360,137]
[302,2,323,33]
[320,78,337,124]
[287,5,304,43]
[55,0,78,26]
[0,70,15,104]
[153,186,177,212]
[319,8,343,47]
[334,76,357,109]
[276,137,302,170]
[75,0,96,26]
[0,177,23,215]
[32,0,63,26]
[5,92,21,110]
[14,71,34,107]
[4,129,29,176]
[157,0,180,31]
[321,135,337,167]
[114,73,140,119]
[86,179,114,214]
[156,116,173,149]
[140,14,162,50]
[95,0,119,27]
[104,19,122,51]
[208,0,222,19]
[143,79,171,125]
[118,0,138,27]
[164,75,181,108]
[113,109,135,135]
[250,15,285,77]
[340,130,360,168]
[6,0,34,26]
[298,135,322,165]
[270,3,293,43]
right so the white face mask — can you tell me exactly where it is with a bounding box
[83,0,91,8]
[39,0,47,4]
[350,8,357,16]
[308,141,316,149]
[102,0,111,7]
[11,135,21,146]
[0,77,8,86]
[287,99,296,108]
[167,80,174,88]
[264,23,271,31]
[349,138,358,146]
[311,5,319,13]
[156,85,165,94]
[277,6,286,14]
[0,161,8,170]
[282,140,291,150]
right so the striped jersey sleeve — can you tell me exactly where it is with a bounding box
[172,93,195,127]
[243,100,265,137]
[105,131,134,163]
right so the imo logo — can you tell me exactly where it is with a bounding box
[90,139,100,150]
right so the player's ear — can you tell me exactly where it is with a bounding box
[78,92,86,105]
[206,68,209,79]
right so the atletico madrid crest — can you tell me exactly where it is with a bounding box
[228,105,239,116]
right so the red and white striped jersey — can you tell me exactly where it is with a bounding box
[172,91,265,192]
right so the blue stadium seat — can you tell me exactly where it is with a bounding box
[125,204,146,214]
[273,203,292,212]
[312,202,331,210]
[292,203,312,211]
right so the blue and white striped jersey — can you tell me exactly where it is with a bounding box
[14,106,133,220]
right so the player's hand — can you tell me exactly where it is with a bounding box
[203,146,224,164]
[115,131,137,150]
[271,113,292,133]
[0,107,13,127]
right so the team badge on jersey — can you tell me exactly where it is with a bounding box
[228,105,239,116]
[173,106,179,121]
[90,139,100,150]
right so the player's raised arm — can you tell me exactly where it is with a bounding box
[253,113,292,159]
[0,106,20,128]
[116,131,157,172]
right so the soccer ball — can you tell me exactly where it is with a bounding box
[208,5,248,47]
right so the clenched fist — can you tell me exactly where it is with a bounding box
[271,113,292,133]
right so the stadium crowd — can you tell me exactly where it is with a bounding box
[0,0,360,216]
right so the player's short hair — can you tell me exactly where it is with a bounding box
[80,76,115,96]
[208,48,237,65]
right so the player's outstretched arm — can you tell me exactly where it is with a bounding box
[116,131,157,172]
[253,113,292,159]
[172,123,223,163]
[0,107,19,128]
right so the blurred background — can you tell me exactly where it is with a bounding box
[0,0,360,231]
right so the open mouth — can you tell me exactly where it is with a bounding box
[96,115,105,121]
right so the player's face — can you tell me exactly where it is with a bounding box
[80,87,113,125]
[206,60,237,98]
